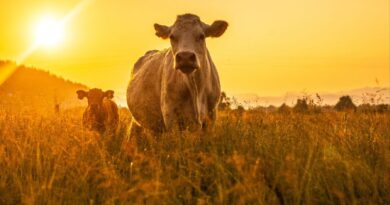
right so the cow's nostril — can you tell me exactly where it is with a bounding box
[189,53,196,62]
[177,52,196,63]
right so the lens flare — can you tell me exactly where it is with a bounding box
[34,17,64,47]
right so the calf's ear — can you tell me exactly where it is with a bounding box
[76,90,87,100]
[154,23,170,39]
[205,20,228,38]
[105,90,114,99]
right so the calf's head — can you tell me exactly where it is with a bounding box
[154,14,228,74]
[76,88,114,128]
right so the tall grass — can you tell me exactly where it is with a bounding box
[0,108,389,204]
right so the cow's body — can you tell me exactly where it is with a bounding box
[127,48,220,132]
[127,14,227,133]
[82,99,119,133]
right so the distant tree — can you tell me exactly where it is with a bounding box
[267,105,277,112]
[236,105,245,112]
[358,103,372,113]
[293,98,309,112]
[375,104,389,113]
[230,104,245,118]
[218,91,231,110]
[335,96,356,111]
[358,103,389,113]
[278,103,291,113]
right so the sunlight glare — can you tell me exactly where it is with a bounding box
[34,17,64,47]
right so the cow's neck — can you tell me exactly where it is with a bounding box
[165,48,212,125]
[185,49,212,125]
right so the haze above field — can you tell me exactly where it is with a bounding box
[1,61,388,109]
[0,0,389,97]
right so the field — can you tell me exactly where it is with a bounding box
[0,108,389,205]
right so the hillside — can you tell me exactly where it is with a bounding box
[0,60,88,112]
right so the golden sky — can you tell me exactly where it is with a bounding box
[0,0,389,98]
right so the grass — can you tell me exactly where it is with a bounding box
[0,108,389,204]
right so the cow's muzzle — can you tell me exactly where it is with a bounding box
[175,51,199,74]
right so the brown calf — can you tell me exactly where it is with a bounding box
[76,88,119,134]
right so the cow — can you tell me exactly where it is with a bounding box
[126,13,228,136]
[76,88,119,134]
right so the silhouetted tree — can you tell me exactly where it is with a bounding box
[358,103,389,113]
[278,103,291,113]
[358,103,372,113]
[267,105,277,112]
[218,91,231,110]
[375,104,389,113]
[236,105,245,112]
[335,96,356,111]
[293,98,309,112]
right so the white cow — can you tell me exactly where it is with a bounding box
[127,14,228,135]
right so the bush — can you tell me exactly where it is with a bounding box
[335,95,357,111]
[293,99,309,113]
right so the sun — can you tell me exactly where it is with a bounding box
[34,17,65,47]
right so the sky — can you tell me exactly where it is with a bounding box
[0,0,389,99]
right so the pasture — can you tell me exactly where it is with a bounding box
[0,107,388,204]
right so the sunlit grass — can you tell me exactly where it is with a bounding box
[0,108,388,204]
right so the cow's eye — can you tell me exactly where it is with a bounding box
[170,35,177,42]
[197,34,205,41]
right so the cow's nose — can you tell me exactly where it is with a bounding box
[176,51,196,64]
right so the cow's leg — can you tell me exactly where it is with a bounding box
[162,111,175,131]
[203,108,217,132]
[162,100,177,131]
[163,108,194,131]
[128,119,143,140]
[122,118,143,152]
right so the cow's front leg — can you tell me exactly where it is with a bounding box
[162,106,176,131]
[126,118,143,142]
[122,118,143,153]
[161,100,174,131]
[202,108,217,132]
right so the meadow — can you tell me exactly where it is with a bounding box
[0,107,388,205]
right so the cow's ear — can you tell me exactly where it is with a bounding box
[154,23,170,39]
[104,90,114,99]
[76,90,87,100]
[205,20,228,38]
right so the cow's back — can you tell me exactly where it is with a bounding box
[132,50,158,75]
[127,50,167,131]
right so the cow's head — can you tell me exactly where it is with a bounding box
[154,14,228,74]
[76,88,114,128]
